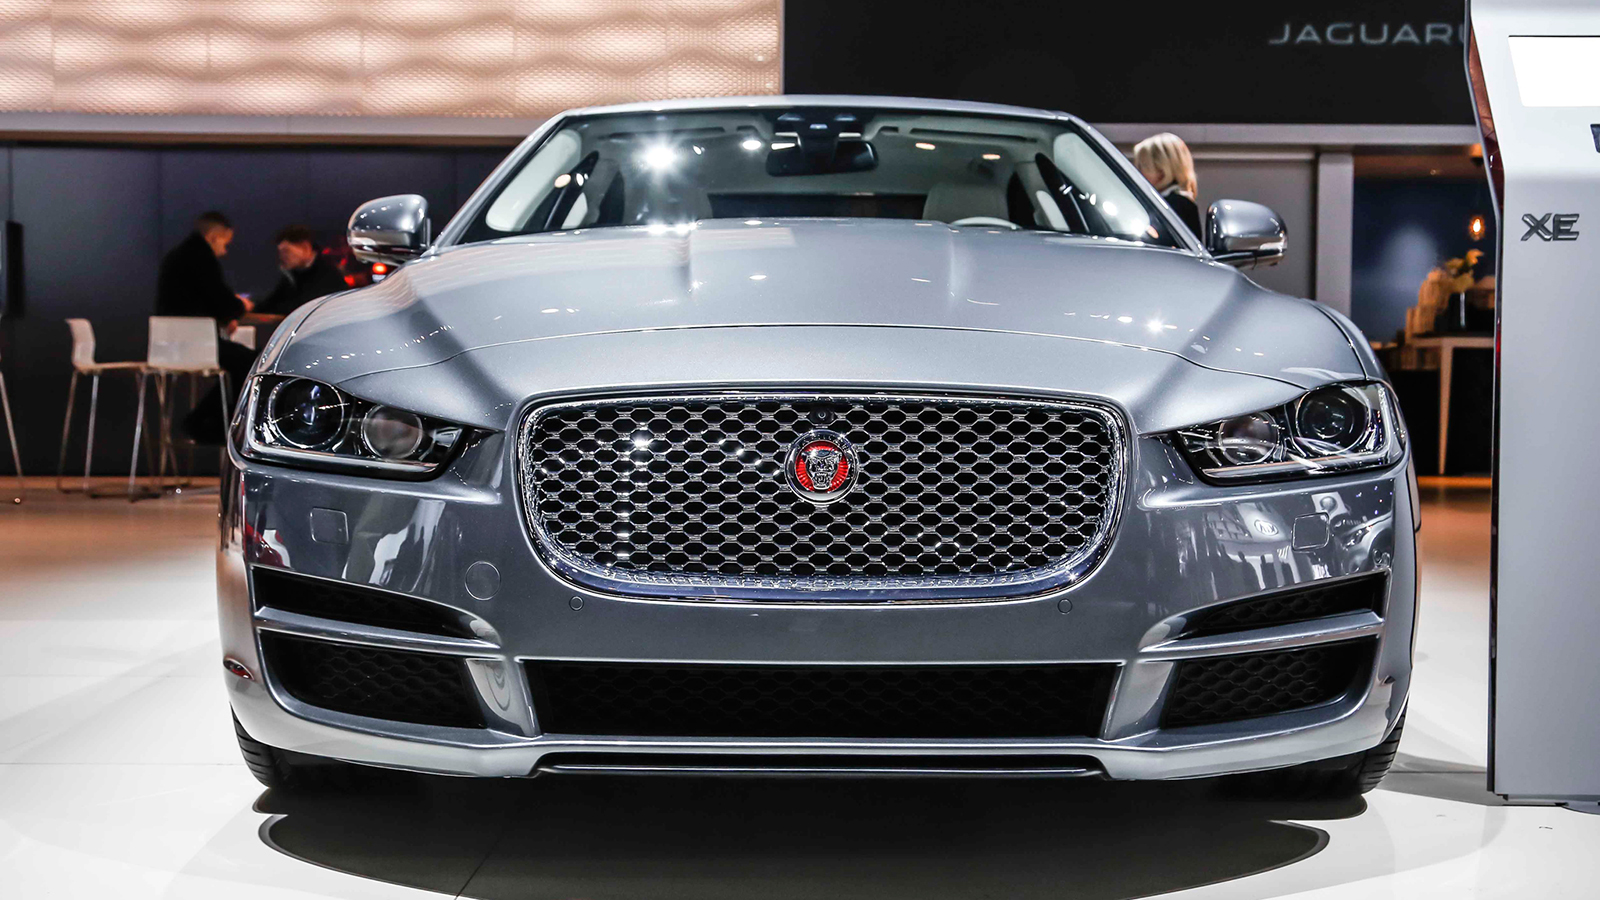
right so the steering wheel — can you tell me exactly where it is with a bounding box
[948,216,1021,230]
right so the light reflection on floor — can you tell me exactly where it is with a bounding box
[0,481,1595,899]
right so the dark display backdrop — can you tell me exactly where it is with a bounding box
[0,142,510,477]
[1351,177,1496,343]
[785,1,1473,125]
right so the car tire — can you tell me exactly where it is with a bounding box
[1235,710,1406,800]
[233,712,355,792]
[1350,709,1407,793]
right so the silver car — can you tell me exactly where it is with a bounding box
[219,96,1414,795]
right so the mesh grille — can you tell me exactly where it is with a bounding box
[527,661,1118,738]
[252,568,473,639]
[1162,640,1374,728]
[1182,574,1387,638]
[261,633,484,729]
[519,393,1121,599]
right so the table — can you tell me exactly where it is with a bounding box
[1408,334,1495,475]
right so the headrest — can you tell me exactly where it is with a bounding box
[629,179,713,225]
[922,182,1007,223]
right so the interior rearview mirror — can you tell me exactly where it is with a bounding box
[348,194,430,265]
[1205,199,1286,269]
[765,138,878,176]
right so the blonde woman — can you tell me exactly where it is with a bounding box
[1133,133,1202,238]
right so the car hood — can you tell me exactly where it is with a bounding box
[275,218,1360,387]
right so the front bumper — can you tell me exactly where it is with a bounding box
[219,430,1416,780]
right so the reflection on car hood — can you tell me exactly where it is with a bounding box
[276,218,1361,388]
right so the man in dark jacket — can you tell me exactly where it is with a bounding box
[157,211,255,444]
[156,211,253,323]
[256,225,347,317]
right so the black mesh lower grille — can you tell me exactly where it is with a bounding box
[1182,574,1387,638]
[1162,639,1374,728]
[253,568,473,639]
[261,633,484,729]
[526,661,1117,738]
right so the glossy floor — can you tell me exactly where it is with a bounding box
[0,481,1594,899]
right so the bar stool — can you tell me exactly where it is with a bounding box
[129,317,231,501]
[57,318,149,493]
[0,346,22,504]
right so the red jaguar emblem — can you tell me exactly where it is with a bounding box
[786,430,859,503]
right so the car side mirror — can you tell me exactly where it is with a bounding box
[1205,199,1286,269]
[347,194,430,265]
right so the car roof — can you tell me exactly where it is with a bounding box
[552,94,1079,125]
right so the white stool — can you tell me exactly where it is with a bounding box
[57,318,149,493]
[129,317,230,501]
[228,325,257,350]
[0,346,22,503]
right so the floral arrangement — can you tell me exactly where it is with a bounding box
[1439,249,1484,293]
[1408,249,1486,340]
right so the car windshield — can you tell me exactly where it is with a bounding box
[456,106,1184,248]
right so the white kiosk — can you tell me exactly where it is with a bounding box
[1469,0,1600,805]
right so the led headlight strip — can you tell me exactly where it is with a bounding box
[1176,382,1405,483]
[237,376,467,477]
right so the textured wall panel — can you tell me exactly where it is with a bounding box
[0,0,778,118]
[0,2,52,110]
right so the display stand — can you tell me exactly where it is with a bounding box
[1470,0,1600,804]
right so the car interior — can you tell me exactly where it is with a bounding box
[465,108,1182,248]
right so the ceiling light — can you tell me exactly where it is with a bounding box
[639,145,678,171]
[741,138,763,151]
[915,142,936,150]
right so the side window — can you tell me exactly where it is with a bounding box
[1032,154,1092,232]
[1050,133,1162,242]
[484,130,582,232]
[556,159,627,230]
[528,152,601,231]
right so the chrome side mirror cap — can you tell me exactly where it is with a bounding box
[348,194,430,265]
[1205,200,1286,269]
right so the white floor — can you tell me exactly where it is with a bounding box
[1,481,1596,899]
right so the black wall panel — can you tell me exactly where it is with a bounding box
[8,147,162,481]
[785,1,1473,125]
[160,149,314,299]
[0,142,513,479]
[0,149,14,319]
[456,152,505,213]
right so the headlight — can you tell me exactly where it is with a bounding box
[239,376,467,477]
[1177,382,1404,483]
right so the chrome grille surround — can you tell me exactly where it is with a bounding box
[516,392,1125,602]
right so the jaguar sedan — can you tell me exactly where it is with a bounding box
[219,96,1414,796]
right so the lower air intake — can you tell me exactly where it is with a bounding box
[535,752,1105,778]
[1181,573,1387,638]
[1162,639,1374,728]
[261,633,484,729]
[252,567,474,638]
[526,661,1117,738]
